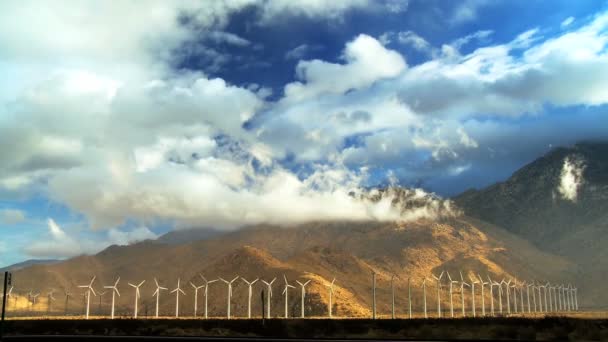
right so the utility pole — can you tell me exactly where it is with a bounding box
[1,272,12,339]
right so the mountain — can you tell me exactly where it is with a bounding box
[0,259,60,273]
[7,217,579,317]
[156,227,224,245]
[454,141,608,307]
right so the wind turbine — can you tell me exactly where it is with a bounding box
[422,277,428,318]
[459,272,469,317]
[478,274,488,317]
[487,275,496,316]
[574,286,578,311]
[542,282,549,313]
[501,279,512,314]
[526,282,532,313]
[390,275,396,319]
[371,271,376,319]
[153,278,168,318]
[536,282,543,313]
[128,280,145,318]
[326,278,336,318]
[6,286,13,311]
[546,282,552,312]
[31,292,40,310]
[295,279,311,318]
[170,278,186,318]
[261,278,276,318]
[219,276,239,319]
[431,271,444,318]
[510,282,517,314]
[241,277,259,318]
[446,272,458,318]
[97,291,106,315]
[47,289,56,315]
[199,275,218,319]
[469,274,479,317]
[495,279,503,314]
[190,281,205,318]
[103,277,120,319]
[63,288,72,315]
[558,284,563,311]
[519,281,525,313]
[281,275,295,319]
[78,276,97,319]
[407,278,412,319]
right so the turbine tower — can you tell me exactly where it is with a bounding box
[371,271,376,319]
[422,277,428,318]
[469,274,479,317]
[281,275,295,319]
[97,291,106,315]
[511,282,518,314]
[153,278,168,318]
[478,274,488,316]
[526,282,532,313]
[103,277,120,319]
[170,278,186,318]
[190,281,205,318]
[431,271,444,318]
[63,288,72,315]
[546,282,552,312]
[219,276,239,319]
[519,281,525,313]
[459,272,469,317]
[261,278,276,318]
[390,275,395,319]
[295,279,311,318]
[487,275,496,316]
[326,278,336,318]
[128,280,145,318]
[407,278,412,319]
[78,276,97,319]
[199,275,218,319]
[542,282,549,313]
[501,279,512,314]
[241,277,259,319]
[446,272,458,318]
[46,289,56,315]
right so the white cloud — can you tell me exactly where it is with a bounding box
[25,218,157,258]
[285,44,323,60]
[283,34,406,102]
[206,31,251,46]
[257,0,370,23]
[0,209,26,224]
[557,156,585,202]
[561,16,575,28]
[449,0,489,25]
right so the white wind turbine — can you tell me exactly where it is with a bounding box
[170,278,186,318]
[390,275,396,319]
[531,281,538,313]
[478,274,488,317]
[422,277,428,318]
[241,277,259,319]
[219,276,239,319]
[487,275,496,316]
[501,279,512,314]
[526,282,533,313]
[459,272,470,317]
[469,274,479,317]
[567,284,573,311]
[296,279,311,318]
[371,271,376,319]
[190,281,204,318]
[199,275,218,319]
[326,278,336,318]
[31,292,40,310]
[431,271,444,318]
[546,282,552,312]
[519,281,525,313]
[558,284,563,311]
[542,282,549,313]
[261,278,276,318]
[573,286,578,311]
[78,276,97,319]
[446,272,458,318]
[496,279,504,314]
[536,282,543,313]
[63,288,72,315]
[128,280,145,318]
[511,282,518,314]
[152,278,168,318]
[407,278,412,319]
[47,289,56,315]
[282,275,295,319]
[103,277,120,319]
[6,286,13,311]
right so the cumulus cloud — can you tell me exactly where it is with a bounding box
[0,209,26,224]
[25,218,157,258]
[557,156,585,202]
[285,44,323,60]
[283,34,406,102]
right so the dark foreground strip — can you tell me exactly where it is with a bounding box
[2,336,442,342]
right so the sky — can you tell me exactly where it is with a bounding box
[1,0,607,267]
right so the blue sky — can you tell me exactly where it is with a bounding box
[0,0,607,267]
